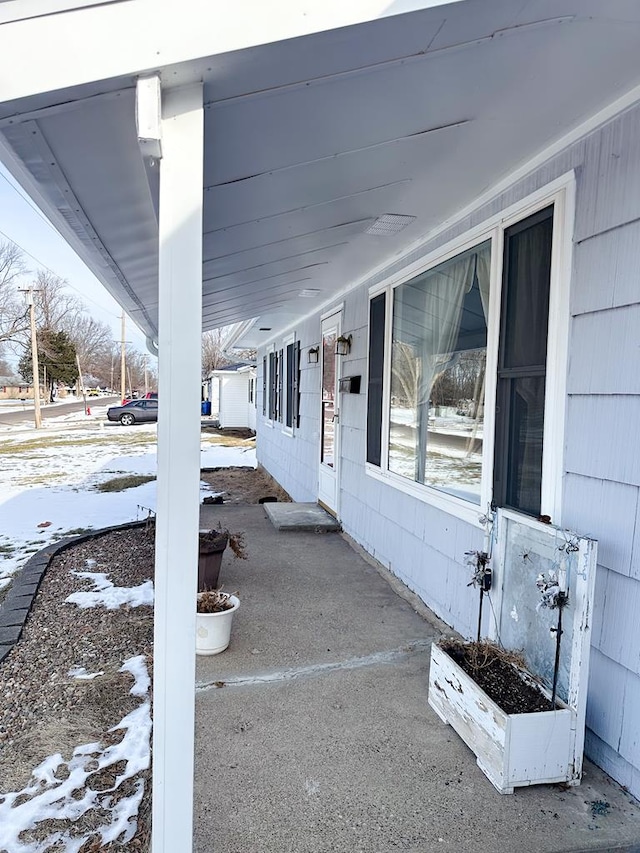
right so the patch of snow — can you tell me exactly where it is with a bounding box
[0,656,151,853]
[65,572,154,610]
[68,666,104,680]
[201,443,256,469]
[120,655,151,697]
[67,666,104,681]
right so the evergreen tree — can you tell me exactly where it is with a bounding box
[18,328,78,399]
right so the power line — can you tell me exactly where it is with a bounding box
[0,167,59,234]
[0,224,125,322]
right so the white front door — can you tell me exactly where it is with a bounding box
[318,312,341,515]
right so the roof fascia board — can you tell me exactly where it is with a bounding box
[220,319,258,351]
[0,0,124,26]
[0,0,461,104]
[0,125,157,337]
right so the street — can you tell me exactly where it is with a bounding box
[0,397,120,426]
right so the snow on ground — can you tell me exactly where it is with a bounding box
[67,666,104,680]
[0,655,152,853]
[65,571,155,610]
[0,404,255,587]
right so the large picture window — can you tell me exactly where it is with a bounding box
[366,184,567,523]
[388,240,491,504]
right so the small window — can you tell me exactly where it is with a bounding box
[262,357,267,416]
[285,342,295,428]
[268,351,277,420]
[493,206,553,517]
[367,293,386,466]
[277,349,284,423]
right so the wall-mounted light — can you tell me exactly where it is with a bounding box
[335,334,352,355]
[308,346,320,364]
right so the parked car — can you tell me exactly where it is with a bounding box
[144,391,158,399]
[107,399,158,425]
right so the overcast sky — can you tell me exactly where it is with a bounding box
[0,163,149,355]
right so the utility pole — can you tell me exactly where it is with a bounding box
[76,353,88,414]
[110,355,115,393]
[120,311,126,402]
[19,287,42,429]
[144,355,149,396]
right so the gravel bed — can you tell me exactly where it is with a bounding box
[0,526,155,851]
[0,466,282,851]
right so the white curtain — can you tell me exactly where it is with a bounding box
[415,254,477,481]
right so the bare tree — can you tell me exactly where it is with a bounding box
[0,240,29,344]
[125,346,157,392]
[32,270,82,331]
[64,314,113,379]
[201,328,230,376]
[391,341,419,407]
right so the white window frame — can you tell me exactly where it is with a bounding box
[365,173,575,528]
[282,333,296,437]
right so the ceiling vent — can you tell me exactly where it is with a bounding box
[365,213,416,236]
[298,288,321,298]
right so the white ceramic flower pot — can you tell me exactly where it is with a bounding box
[195,594,239,656]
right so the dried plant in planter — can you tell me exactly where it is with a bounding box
[196,589,237,614]
[199,527,247,559]
[439,638,553,715]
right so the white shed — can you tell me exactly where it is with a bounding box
[209,364,256,430]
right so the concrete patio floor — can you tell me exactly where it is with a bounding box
[194,505,640,853]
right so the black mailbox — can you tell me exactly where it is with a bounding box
[338,375,361,394]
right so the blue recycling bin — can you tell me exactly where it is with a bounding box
[201,400,211,416]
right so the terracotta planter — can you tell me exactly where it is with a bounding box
[198,530,228,592]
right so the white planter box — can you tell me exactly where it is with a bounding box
[428,643,575,794]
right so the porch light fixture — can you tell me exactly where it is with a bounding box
[308,346,320,364]
[335,334,352,356]
[365,213,416,236]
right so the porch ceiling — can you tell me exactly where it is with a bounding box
[1,0,640,345]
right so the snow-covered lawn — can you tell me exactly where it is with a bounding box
[0,403,255,590]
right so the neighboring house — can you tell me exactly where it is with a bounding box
[2,2,640,847]
[0,375,30,399]
[207,363,256,431]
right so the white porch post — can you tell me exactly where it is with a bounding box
[152,82,203,853]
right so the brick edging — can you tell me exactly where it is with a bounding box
[0,520,149,665]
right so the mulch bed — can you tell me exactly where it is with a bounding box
[199,465,291,505]
[439,639,553,715]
